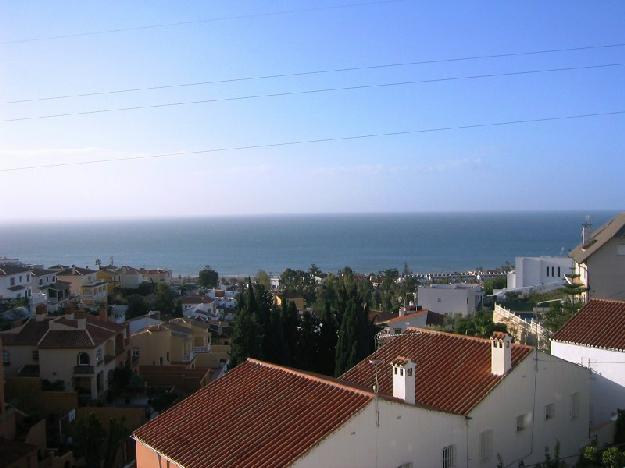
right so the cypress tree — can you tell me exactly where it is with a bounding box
[230,282,262,367]
[267,305,289,365]
[316,301,338,376]
[282,301,299,365]
[295,310,318,371]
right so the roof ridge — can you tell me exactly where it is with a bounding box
[84,328,95,346]
[405,327,533,349]
[589,298,625,305]
[247,359,377,399]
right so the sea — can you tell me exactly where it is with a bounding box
[0,211,616,277]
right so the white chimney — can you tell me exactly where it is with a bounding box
[490,332,512,376]
[391,356,416,404]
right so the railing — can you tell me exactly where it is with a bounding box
[493,304,551,349]
[74,365,94,375]
[192,345,210,354]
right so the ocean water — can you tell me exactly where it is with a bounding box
[0,212,616,276]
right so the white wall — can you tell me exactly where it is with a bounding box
[511,257,571,290]
[552,340,625,428]
[469,352,590,467]
[295,352,589,468]
[584,237,625,300]
[418,285,483,316]
[294,401,467,468]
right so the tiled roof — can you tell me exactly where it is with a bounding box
[553,299,625,350]
[39,330,94,348]
[0,319,51,346]
[180,295,212,304]
[570,212,625,263]
[0,264,32,276]
[133,359,374,467]
[384,310,428,324]
[340,328,532,415]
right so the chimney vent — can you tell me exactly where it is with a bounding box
[582,216,593,247]
[391,356,416,404]
[490,332,512,376]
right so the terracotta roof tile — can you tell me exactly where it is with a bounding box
[553,299,625,350]
[133,359,373,467]
[340,328,532,415]
[39,330,94,348]
[0,319,51,346]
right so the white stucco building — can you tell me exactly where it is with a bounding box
[506,256,571,290]
[551,299,625,438]
[569,213,625,301]
[418,283,483,316]
[133,329,590,468]
[0,264,33,302]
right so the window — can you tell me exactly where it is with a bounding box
[77,352,90,366]
[394,367,398,375]
[546,266,550,277]
[32,350,39,361]
[480,430,493,462]
[400,368,404,376]
[545,403,555,421]
[10,277,15,286]
[516,413,531,432]
[557,266,561,277]
[442,445,455,468]
[394,328,402,335]
[2,349,10,366]
[96,348,103,364]
[570,393,580,420]
[407,368,413,376]
[551,266,555,277]
[618,244,625,256]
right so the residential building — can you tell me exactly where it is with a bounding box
[180,296,216,320]
[128,312,162,335]
[418,283,483,316]
[140,268,172,284]
[117,266,145,289]
[54,266,107,306]
[130,318,211,367]
[505,256,571,292]
[570,212,625,300]
[96,265,121,293]
[133,329,589,468]
[0,264,33,302]
[0,313,129,400]
[551,299,625,437]
[45,281,71,312]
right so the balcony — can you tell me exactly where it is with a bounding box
[74,365,94,375]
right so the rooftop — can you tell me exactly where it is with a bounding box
[553,299,625,351]
[0,264,32,276]
[133,359,375,467]
[570,212,625,263]
[340,328,532,415]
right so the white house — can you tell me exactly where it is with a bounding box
[418,283,483,316]
[551,299,625,439]
[0,264,33,302]
[569,212,625,301]
[506,256,571,291]
[133,329,590,468]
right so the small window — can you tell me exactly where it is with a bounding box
[394,367,398,375]
[545,403,555,421]
[400,368,404,377]
[546,266,550,277]
[394,328,402,334]
[32,350,39,361]
[516,413,530,432]
[2,349,10,365]
[442,445,455,468]
[557,266,561,277]
[480,430,493,462]
[407,368,413,377]
[10,277,15,286]
[570,393,580,420]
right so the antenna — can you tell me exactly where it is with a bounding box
[368,359,384,428]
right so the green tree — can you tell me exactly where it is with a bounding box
[72,414,106,467]
[126,294,148,319]
[315,301,338,376]
[230,282,262,367]
[103,417,131,468]
[267,305,289,365]
[282,301,299,365]
[334,293,375,376]
[255,270,271,289]
[295,310,319,371]
[199,266,219,288]
[154,283,176,314]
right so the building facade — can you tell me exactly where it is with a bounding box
[418,284,483,316]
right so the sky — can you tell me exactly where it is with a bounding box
[1,0,624,220]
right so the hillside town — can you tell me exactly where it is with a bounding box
[0,212,624,467]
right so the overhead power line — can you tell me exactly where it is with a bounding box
[2,62,621,124]
[4,41,624,105]
[0,0,406,46]
[1,108,623,174]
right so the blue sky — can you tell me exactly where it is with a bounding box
[1,0,624,220]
